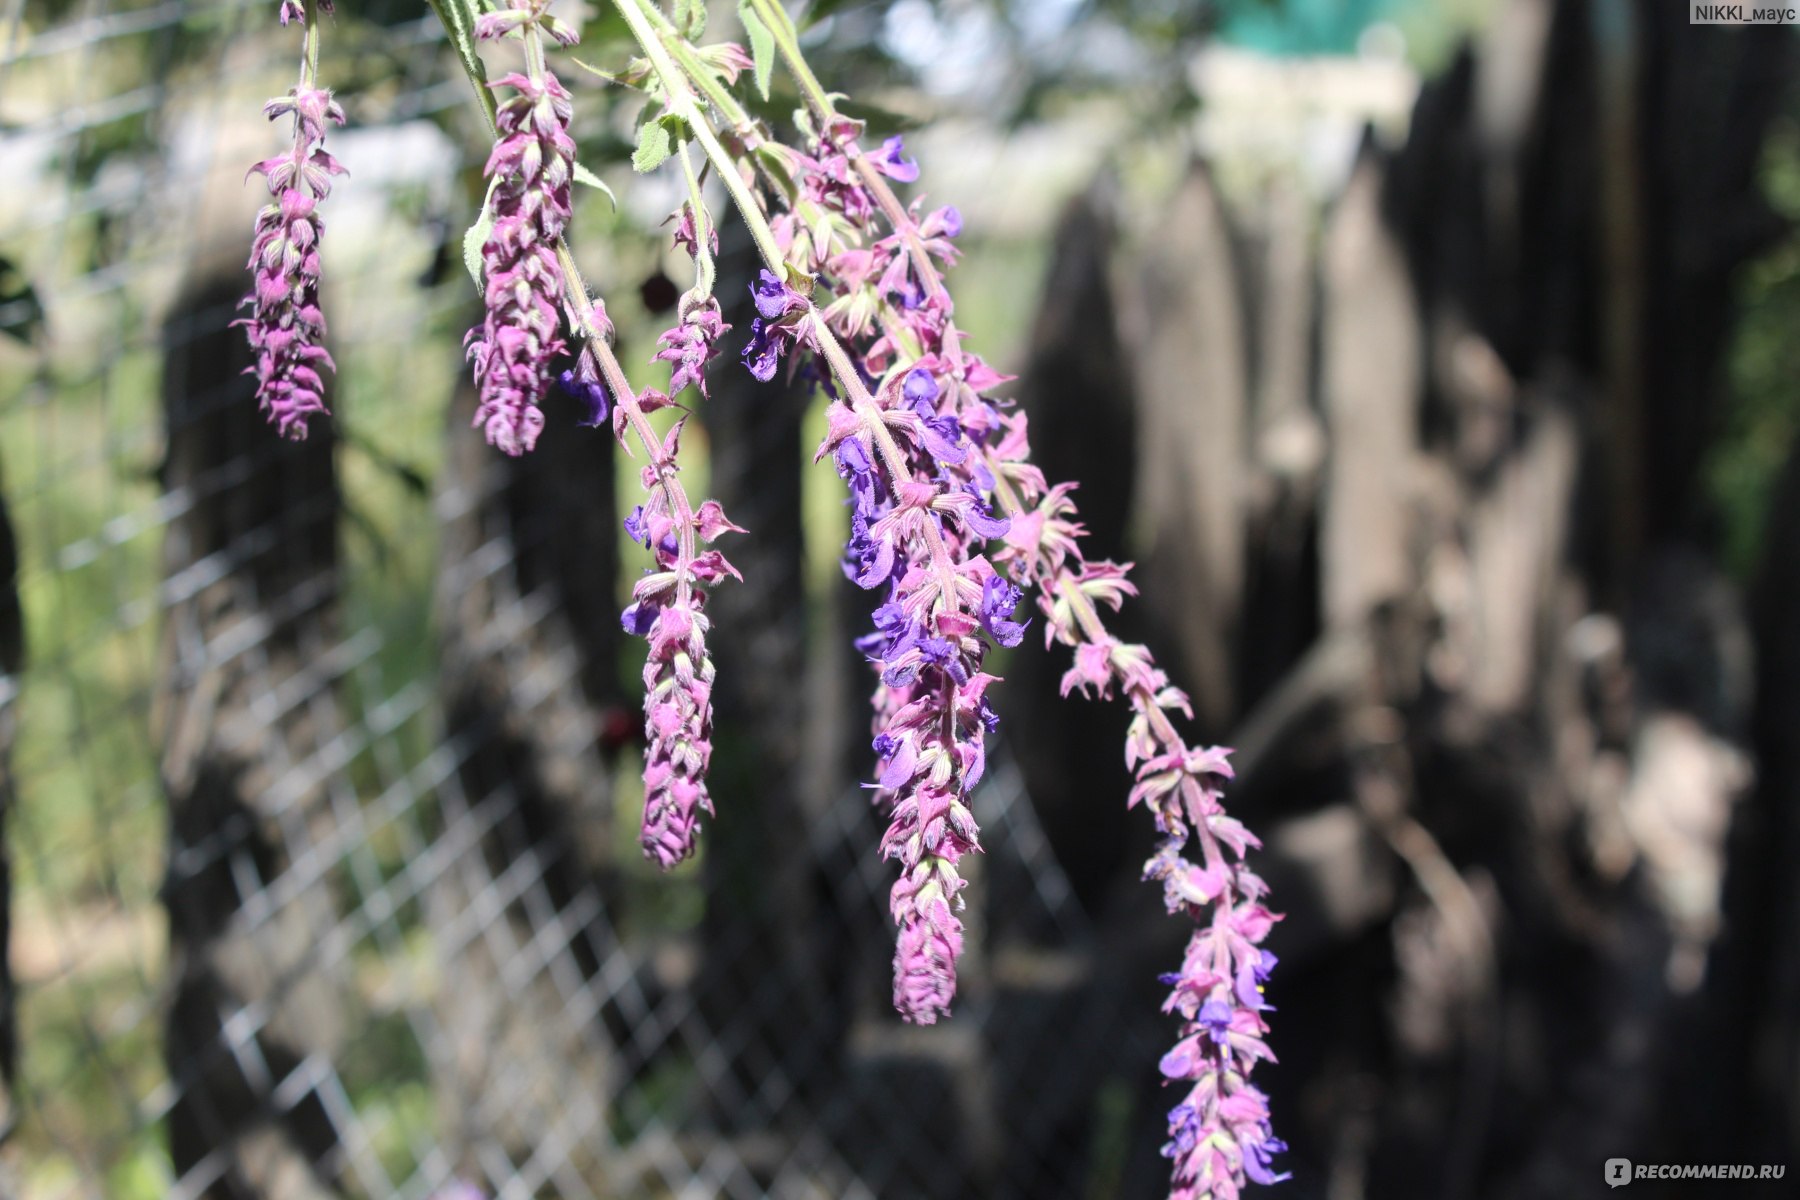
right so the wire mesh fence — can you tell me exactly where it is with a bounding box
[0,2,1158,1197]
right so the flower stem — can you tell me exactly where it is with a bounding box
[301,0,320,86]
[611,0,964,622]
[556,242,700,605]
[613,0,789,274]
[675,140,715,298]
[743,0,958,333]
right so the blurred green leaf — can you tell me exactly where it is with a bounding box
[426,0,498,131]
[573,161,618,206]
[462,176,499,287]
[738,0,776,100]
[633,116,673,171]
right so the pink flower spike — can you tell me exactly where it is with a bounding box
[238,85,346,440]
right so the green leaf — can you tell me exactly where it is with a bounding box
[633,118,673,172]
[675,0,707,38]
[738,0,775,100]
[426,0,497,132]
[571,54,654,90]
[799,0,857,26]
[633,113,692,173]
[572,161,617,207]
[463,176,500,288]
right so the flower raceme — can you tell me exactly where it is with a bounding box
[239,84,345,442]
[758,104,1288,1194]
[250,2,1288,1193]
[464,0,579,456]
[621,486,743,868]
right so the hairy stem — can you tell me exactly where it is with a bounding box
[614,0,964,619]
[556,242,699,604]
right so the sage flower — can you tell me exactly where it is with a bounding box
[740,269,812,382]
[464,17,577,455]
[238,86,346,441]
[618,409,745,866]
[787,111,1287,1193]
[655,298,728,398]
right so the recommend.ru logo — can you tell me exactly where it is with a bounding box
[1605,1159,1787,1185]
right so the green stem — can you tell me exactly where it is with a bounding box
[523,21,546,82]
[613,0,789,273]
[613,0,969,615]
[744,0,960,367]
[424,0,498,132]
[675,140,715,298]
[557,243,700,606]
[301,0,320,86]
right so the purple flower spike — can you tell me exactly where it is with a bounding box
[768,111,1288,1197]
[636,598,718,869]
[617,417,745,868]
[236,86,347,441]
[871,135,920,183]
[465,8,579,456]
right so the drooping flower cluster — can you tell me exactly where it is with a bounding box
[255,2,1286,1189]
[621,475,742,868]
[745,94,1288,1190]
[1013,486,1288,1197]
[241,0,347,441]
[653,203,730,398]
[464,0,578,456]
[724,115,1023,1023]
[239,86,346,440]
[618,175,744,868]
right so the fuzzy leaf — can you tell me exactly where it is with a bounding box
[426,0,497,132]
[738,1,775,100]
[462,176,501,288]
[633,118,673,172]
[572,161,617,207]
[570,54,653,90]
[635,113,695,173]
[675,0,707,37]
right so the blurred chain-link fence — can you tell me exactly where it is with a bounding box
[0,2,1156,1196]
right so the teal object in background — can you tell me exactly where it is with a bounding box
[1211,0,1498,71]
[1214,0,1401,55]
